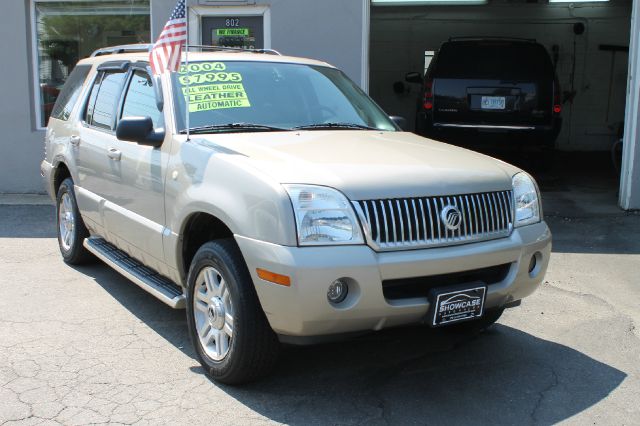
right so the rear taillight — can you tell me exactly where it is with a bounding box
[553,79,562,114]
[423,79,434,111]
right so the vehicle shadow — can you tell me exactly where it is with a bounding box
[76,262,626,426]
[217,326,626,425]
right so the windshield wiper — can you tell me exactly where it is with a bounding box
[292,122,377,131]
[180,123,290,134]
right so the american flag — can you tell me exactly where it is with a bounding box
[149,0,187,75]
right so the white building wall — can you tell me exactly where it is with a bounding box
[0,0,368,193]
[0,1,46,193]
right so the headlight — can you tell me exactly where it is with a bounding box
[512,172,541,227]
[284,185,364,246]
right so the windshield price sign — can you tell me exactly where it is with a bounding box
[178,62,251,112]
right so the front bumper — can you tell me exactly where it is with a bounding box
[236,221,551,338]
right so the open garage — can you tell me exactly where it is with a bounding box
[368,0,636,209]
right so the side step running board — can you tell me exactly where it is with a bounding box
[84,237,186,309]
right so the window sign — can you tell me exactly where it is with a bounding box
[178,62,251,112]
[201,16,264,50]
[34,1,151,128]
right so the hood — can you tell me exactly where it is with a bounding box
[193,131,519,200]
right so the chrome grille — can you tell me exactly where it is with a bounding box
[354,191,514,251]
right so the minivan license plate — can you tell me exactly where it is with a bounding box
[481,96,506,110]
[429,285,487,327]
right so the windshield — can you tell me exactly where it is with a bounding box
[171,61,397,133]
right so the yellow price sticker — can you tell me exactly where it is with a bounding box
[183,83,252,112]
[182,84,245,95]
[179,62,227,74]
[179,72,243,85]
[177,62,251,112]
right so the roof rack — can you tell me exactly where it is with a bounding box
[90,43,282,58]
[186,45,282,55]
[448,36,537,43]
[91,44,153,57]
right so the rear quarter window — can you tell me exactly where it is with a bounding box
[434,42,554,81]
[49,65,91,122]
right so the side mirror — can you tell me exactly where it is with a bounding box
[405,72,423,84]
[390,116,407,131]
[116,116,164,147]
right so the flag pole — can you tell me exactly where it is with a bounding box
[185,0,191,142]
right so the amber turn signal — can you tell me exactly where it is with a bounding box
[256,268,291,287]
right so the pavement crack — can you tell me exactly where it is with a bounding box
[530,364,560,425]
[545,282,640,341]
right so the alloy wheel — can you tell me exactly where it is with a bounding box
[192,266,234,361]
[58,192,75,252]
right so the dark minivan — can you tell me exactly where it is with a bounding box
[408,38,562,147]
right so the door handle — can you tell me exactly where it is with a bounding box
[70,135,81,146]
[107,147,122,161]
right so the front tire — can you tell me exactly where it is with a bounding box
[56,178,92,265]
[186,239,280,385]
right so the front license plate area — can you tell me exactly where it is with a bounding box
[429,284,487,327]
[481,96,506,110]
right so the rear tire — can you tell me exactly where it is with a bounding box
[186,239,280,385]
[56,178,93,265]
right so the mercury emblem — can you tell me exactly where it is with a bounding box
[440,205,462,231]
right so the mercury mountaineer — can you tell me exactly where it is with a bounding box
[42,45,551,384]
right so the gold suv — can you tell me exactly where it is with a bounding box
[42,45,551,384]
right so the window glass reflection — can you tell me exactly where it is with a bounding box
[35,1,150,127]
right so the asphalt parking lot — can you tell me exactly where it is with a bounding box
[1,170,639,425]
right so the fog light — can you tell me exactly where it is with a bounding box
[529,252,543,278]
[327,280,348,304]
[528,255,537,274]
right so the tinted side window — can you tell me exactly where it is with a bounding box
[434,42,553,80]
[50,65,91,122]
[121,70,164,127]
[88,72,126,130]
[85,74,102,126]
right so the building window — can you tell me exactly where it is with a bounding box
[33,1,151,128]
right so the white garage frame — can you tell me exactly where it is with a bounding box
[620,0,640,210]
